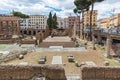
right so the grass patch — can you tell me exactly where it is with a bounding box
[101,56,120,66]
[96,44,106,52]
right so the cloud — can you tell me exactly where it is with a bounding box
[94,0,120,19]
[0,0,120,19]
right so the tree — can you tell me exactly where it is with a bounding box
[86,0,104,50]
[87,0,104,41]
[73,8,81,38]
[47,12,53,30]
[53,13,58,29]
[74,0,91,39]
[12,10,29,18]
[74,0,104,50]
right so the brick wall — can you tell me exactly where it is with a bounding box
[80,66,120,80]
[0,65,66,80]
[112,43,120,56]
[40,42,75,48]
[0,40,13,44]
[21,40,35,44]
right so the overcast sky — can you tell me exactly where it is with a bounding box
[0,0,120,20]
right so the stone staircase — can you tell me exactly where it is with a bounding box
[40,42,75,48]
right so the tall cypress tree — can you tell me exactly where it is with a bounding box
[53,13,58,29]
[47,12,53,30]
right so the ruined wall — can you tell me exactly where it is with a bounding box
[21,40,35,44]
[0,65,66,80]
[112,43,120,56]
[0,40,13,44]
[80,66,120,80]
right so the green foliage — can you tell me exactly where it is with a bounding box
[13,10,29,18]
[52,13,58,29]
[73,8,78,14]
[47,12,58,30]
[74,0,91,11]
[47,12,53,30]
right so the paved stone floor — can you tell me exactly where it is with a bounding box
[66,74,81,80]
[35,47,86,52]
[52,56,62,64]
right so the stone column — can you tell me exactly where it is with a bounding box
[73,21,76,37]
[106,34,111,58]
[92,35,96,50]
[92,29,96,50]
[37,40,40,45]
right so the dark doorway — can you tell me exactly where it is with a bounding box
[33,31,36,35]
[29,31,31,35]
[24,30,27,34]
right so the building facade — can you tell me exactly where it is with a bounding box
[29,15,47,29]
[19,18,30,29]
[83,10,98,29]
[68,16,80,29]
[20,15,47,35]
[0,15,20,35]
[110,13,120,27]
[64,18,69,29]
[57,17,68,29]
[97,18,110,28]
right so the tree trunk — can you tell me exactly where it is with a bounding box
[82,11,84,39]
[79,13,81,38]
[90,0,96,50]
[89,1,94,41]
[80,12,83,39]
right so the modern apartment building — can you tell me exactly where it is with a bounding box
[83,10,98,29]
[97,18,110,28]
[19,18,30,29]
[20,15,47,35]
[68,16,80,29]
[110,13,120,27]
[64,18,69,29]
[0,15,20,35]
[57,17,68,29]
[29,15,47,29]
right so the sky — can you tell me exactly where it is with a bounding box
[0,0,120,20]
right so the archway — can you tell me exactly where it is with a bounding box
[33,30,36,35]
[20,30,22,34]
[29,31,31,35]
[24,30,27,35]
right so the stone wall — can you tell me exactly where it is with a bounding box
[0,40,13,44]
[112,43,120,56]
[21,40,35,44]
[80,66,120,80]
[0,64,66,80]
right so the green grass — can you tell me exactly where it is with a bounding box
[101,56,120,66]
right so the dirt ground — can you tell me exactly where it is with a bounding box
[5,50,105,75]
